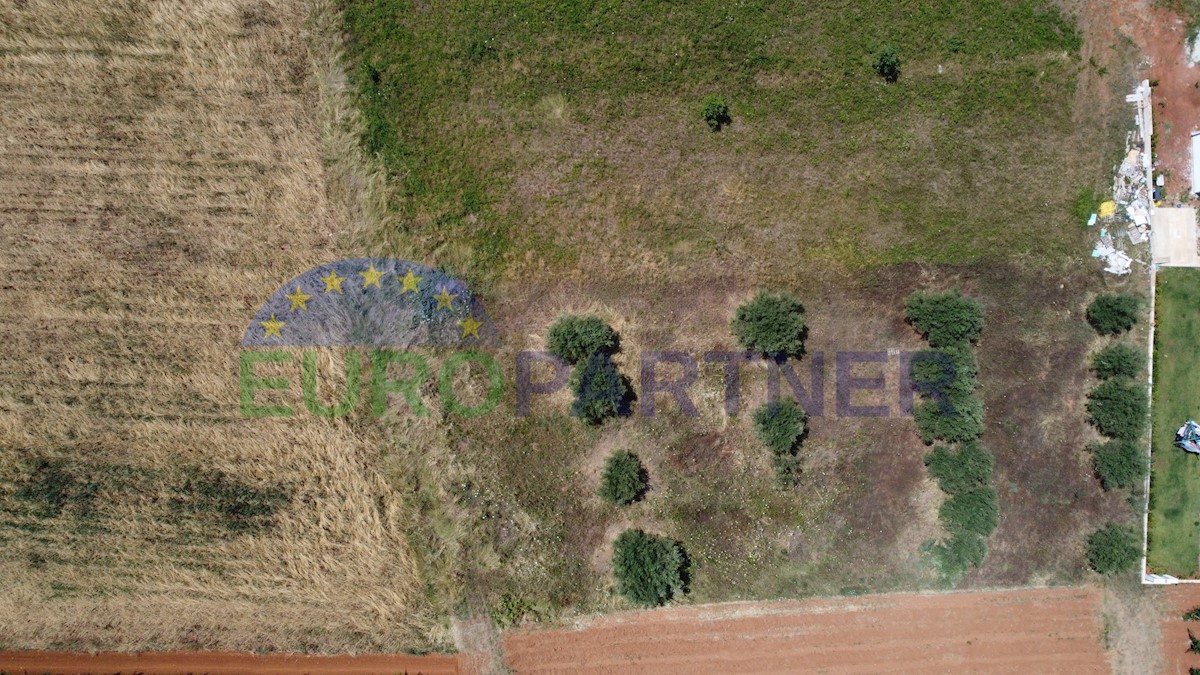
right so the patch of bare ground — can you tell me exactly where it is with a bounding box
[502,586,1110,674]
[1160,584,1200,675]
[1102,578,1167,675]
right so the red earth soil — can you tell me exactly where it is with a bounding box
[1161,585,1200,674]
[1102,0,1200,196]
[0,649,459,675]
[502,587,1108,674]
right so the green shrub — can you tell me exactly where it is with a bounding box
[1091,342,1146,380]
[1088,438,1146,490]
[570,352,632,425]
[939,487,998,537]
[490,593,532,628]
[913,393,984,444]
[700,93,730,131]
[731,290,806,358]
[910,344,978,401]
[904,290,983,347]
[599,450,648,505]
[752,399,807,455]
[1192,630,1200,654]
[925,441,994,495]
[1085,523,1139,575]
[1183,606,1200,621]
[1086,294,1139,335]
[1086,378,1148,440]
[873,45,901,83]
[612,529,687,607]
[924,532,987,579]
[547,315,619,364]
[770,452,802,485]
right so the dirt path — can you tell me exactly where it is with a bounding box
[0,650,459,675]
[502,587,1108,674]
[1095,0,1200,197]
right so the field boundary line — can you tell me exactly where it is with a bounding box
[1142,261,1156,583]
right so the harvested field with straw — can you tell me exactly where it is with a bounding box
[0,0,440,653]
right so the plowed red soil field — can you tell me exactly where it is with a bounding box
[0,649,458,675]
[502,587,1108,674]
[1161,585,1200,674]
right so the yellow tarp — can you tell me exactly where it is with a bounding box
[1099,201,1117,218]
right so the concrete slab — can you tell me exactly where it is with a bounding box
[1152,207,1199,267]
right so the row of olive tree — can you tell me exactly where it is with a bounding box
[904,289,996,583]
[1082,293,1145,576]
[733,290,809,485]
[545,315,686,607]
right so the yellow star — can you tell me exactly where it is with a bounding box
[458,313,482,339]
[260,313,285,338]
[434,286,457,310]
[285,286,312,311]
[321,270,346,294]
[360,263,384,288]
[398,268,422,294]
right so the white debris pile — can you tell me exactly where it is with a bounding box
[1089,81,1154,275]
[1112,147,1153,231]
[1092,228,1133,275]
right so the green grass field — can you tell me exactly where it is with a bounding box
[1148,269,1200,577]
[341,0,1086,286]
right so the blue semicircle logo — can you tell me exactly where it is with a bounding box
[241,258,498,347]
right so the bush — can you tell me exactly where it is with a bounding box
[925,441,994,495]
[1091,342,1145,380]
[770,452,802,485]
[1183,606,1200,621]
[939,487,998,537]
[547,315,619,365]
[1085,523,1139,575]
[752,399,807,455]
[570,352,632,425]
[612,529,687,607]
[1086,294,1139,335]
[731,290,806,358]
[904,290,983,347]
[489,593,531,628]
[1088,438,1146,490]
[1086,378,1148,440]
[913,393,984,444]
[599,450,648,505]
[700,94,730,131]
[910,344,978,401]
[1191,631,1200,654]
[924,532,987,579]
[873,45,901,83]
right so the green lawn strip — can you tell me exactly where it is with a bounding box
[1148,268,1200,577]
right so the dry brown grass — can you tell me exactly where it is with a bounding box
[0,0,443,653]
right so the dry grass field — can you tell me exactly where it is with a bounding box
[0,0,443,653]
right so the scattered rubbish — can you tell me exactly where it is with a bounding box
[1177,419,1200,454]
[1144,573,1180,585]
[1090,81,1153,275]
